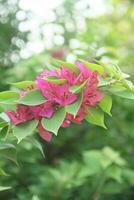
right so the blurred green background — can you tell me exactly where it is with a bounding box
[0,0,134,199]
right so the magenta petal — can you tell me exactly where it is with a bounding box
[5,111,23,125]
[40,101,55,118]
[37,122,52,142]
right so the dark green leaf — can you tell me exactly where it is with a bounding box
[0,126,8,139]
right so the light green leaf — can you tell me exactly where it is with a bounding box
[99,95,112,116]
[0,168,8,176]
[42,107,66,135]
[98,77,116,87]
[10,81,36,89]
[106,165,122,182]
[66,92,83,117]
[0,143,18,165]
[82,151,102,174]
[16,89,47,106]
[85,107,106,129]
[111,89,134,100]
[13,120,38,143]
[80,60,104,74]
[70,81,87,94]
[0,91,19,104]
[102,147,126,166]
[26,137,45,158]
[0,113,10,122]
[0,186,11,191]
[53,59,80,74]
[44,76,66,84]
[32,195,40,200]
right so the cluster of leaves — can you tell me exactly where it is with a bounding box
[1,143,134,200]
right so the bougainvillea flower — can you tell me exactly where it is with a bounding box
[29,100,56,119]
[36,79,77,106]
[62,107,85,127]
[82,73,104,108]
[83,87,103,107]
[59,67,77,85]
[6,104,53,142]
[5,60,106,143]
[6,104,33,125]
[75,61,93,83]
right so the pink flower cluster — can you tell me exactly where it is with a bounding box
[6,62,103,142]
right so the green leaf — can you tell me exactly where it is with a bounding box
[99,95,112,116]
[16,89,47,106]
[102,147,126,166]
[0,113,10,122]
[0,142,18,165]
[123,168,134,185]
[0,91,19,104]
[0,168,8,176]
[79,60,104,74]
[0,126,8,139]
[0,104,16,111]
[0,106,4,112]
[0,122,8,129]
[106,165,122,182]
[102,182,125,194]
[82,151,102,175]
[93,59,116,77]
[66,92,83,117]
[42,107,66,135]
[98,77,116,87]
[32,195,40,200]
[26,136,45,158]
[44,76,66,84]
[53,59,80,74]
[0,186,11,191]
[85,107,106,129]
[70,81,87,94]
[110,89,134,100]
[10,81,36,89]
[13,120,38,143]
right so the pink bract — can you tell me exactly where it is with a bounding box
[36,79,77,106]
